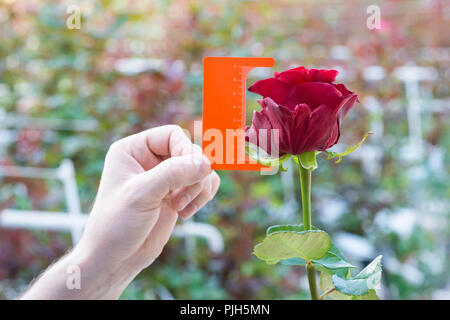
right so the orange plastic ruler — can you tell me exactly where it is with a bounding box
[202,56,275,170]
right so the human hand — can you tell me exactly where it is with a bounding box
[81,124,218,271]
[21,125,220,299]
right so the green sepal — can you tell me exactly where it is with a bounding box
[245,142,290,167]
[295,151,320,171]
[324,132,372,163]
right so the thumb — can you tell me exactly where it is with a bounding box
[134,153,212,200]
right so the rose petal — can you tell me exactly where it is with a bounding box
[246,98,313,156]
[283,82,343,110]
[333,83,354,97]
[335,93,358,122]
[324,121,340,150]
[263,102,295,154]
[293,104,338,154]
[309,69,339,83]
[274,67,310,85]
[258,97,279,109]
[324,93,358,149]
[292,104,312,135]
[246,108,275,155]
[252,109,273,134]
[248,78,292,105]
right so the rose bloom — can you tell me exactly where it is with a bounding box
[246,67,358,157]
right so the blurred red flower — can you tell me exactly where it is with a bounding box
[246,67,358,156]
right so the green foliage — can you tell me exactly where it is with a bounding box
[332,255,383,296]
[266,224,307,234]
[283,247,355,278]
[313,251,356,270]
[319,260,381,300]
[319,272,351,300]
[351,290,380,300]
[257,224,383,300]
[268,225,355,277]
[254,227,331,264]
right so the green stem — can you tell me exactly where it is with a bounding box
[298,162,312,231]
[298,159,318,300]
[306,261,320,300]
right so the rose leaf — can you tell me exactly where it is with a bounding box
[253,229,331,264]
[332,255,383,296]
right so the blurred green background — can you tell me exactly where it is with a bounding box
[0,0,449,299]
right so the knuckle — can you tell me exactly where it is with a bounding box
[106,140,123,157]
[169,125,195,156]
[171,124,183,133]
[166,124,182,132]
[169,125,185,142]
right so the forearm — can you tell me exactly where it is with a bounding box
[20,246,140,300]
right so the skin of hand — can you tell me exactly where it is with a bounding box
[21,125,220,299]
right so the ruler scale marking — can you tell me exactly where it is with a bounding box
[202,57,275,170]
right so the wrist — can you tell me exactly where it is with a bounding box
[68,243,140,299]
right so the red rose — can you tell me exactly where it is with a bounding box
[246,67,358,156]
